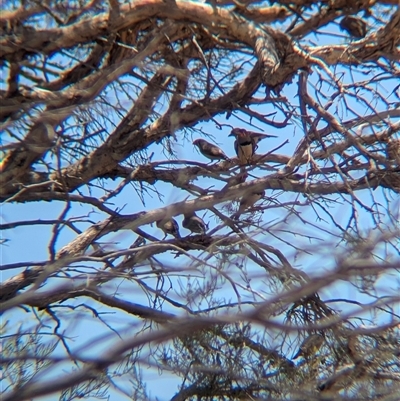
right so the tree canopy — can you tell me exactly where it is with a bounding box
[1,1,400,400]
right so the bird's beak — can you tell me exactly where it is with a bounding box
[228,132,235,137]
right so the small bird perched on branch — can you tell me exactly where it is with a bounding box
[182,212,207,234]
[239,190,265,213]
[229,128,276,165]
[386,137,400,163]
[193,139,229,163]
[156,218,181,239]
[339,16,367,39]
[232,190,265,218]
[221,172,248,191]
[292,334,324,360]
[346,334,362,363]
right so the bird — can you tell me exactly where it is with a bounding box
[229,128,277,165]
[339,16,367,39]
[346,334,361,363]
[156,218,181,239]
[182,212,207,234]
[193,139,229,163]
[238,190,265,213]
[386,138,400,163]
[232,190,265,218]
[221,172,248,191]
[292,334,324,360]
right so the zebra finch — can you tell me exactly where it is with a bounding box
[292,334,324,360]
[156,218,181,239]
[340,16,367,39]
[229,128,276,165]
[193,138,229,163]
[182,212,207,234]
